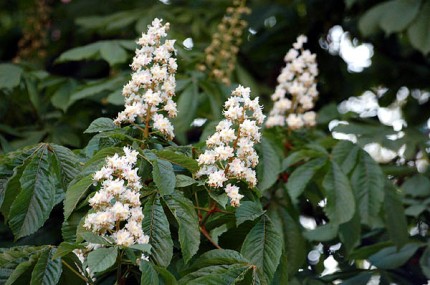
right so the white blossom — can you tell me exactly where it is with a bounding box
[196,85,264,207]
[114,18,177,140]
[84,147,149,249]
[266,35,319,129]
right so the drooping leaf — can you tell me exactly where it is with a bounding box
[339,211,361,254]
[235,200,264,227]
[87,247,118,274]
[173,83,199,141]
[142,195,173,266]
[322,161,355,225]
[241,215,282,285]
[84,117,117,134]
[8,146,60,239]
[341,271,373,285]
[164,192,200,263]
[257,137,281,191]
[351,151,385,227]
[358,1,392,36]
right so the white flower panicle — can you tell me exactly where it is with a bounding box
[114,18,177,140]
[266,35,319,130]
[84,147,149,247]
[196,85,265,207]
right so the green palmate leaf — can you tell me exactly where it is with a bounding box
[154,150,199,173]
[0,246,61,285]
[286,157,327,203]
[57,42,102,62]
[0,64,23,89]
[179,264,255,285]
[152,159,176,196]
[30,248,62,285]
[5,254,39,285]
[84,117,117,134]
[0,157,31,219]
[383,181,408,249]
[303,223,339,242]
[50,144,80,187]
[379,0,421,34]
[331,140,359,175]
[268,206,306,276]
[140,260,159,285]
[63,175,93,220]
[164,192,200,263]
[322,161,355,225]
[235,200,264,227]
[142,195,173,266]
[368,243,421,269]
[8,146,61,239]
[241,215,282,285]
[358,1,392,36]
[402,174,430,197]
[87,247,118,274]
[56,40,133,65]
[70,76,125,103]
[257,137,281,191]
[351,150,385,227]
[100,41,128,66]
[407,1,430,54]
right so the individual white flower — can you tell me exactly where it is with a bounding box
[266,35,319,129]
[196,85,264,207]
[114,18,177,140]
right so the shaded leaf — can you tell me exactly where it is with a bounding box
[235,201,264,227]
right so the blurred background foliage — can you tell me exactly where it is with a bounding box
[1,0,430,284]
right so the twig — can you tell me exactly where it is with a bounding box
[200,226,222,249]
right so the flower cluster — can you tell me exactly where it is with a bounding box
[83,147,149,247]
[265,35,319,130]
[199,0,251,85]
[114,18,177,140]
[196,85,264,207]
